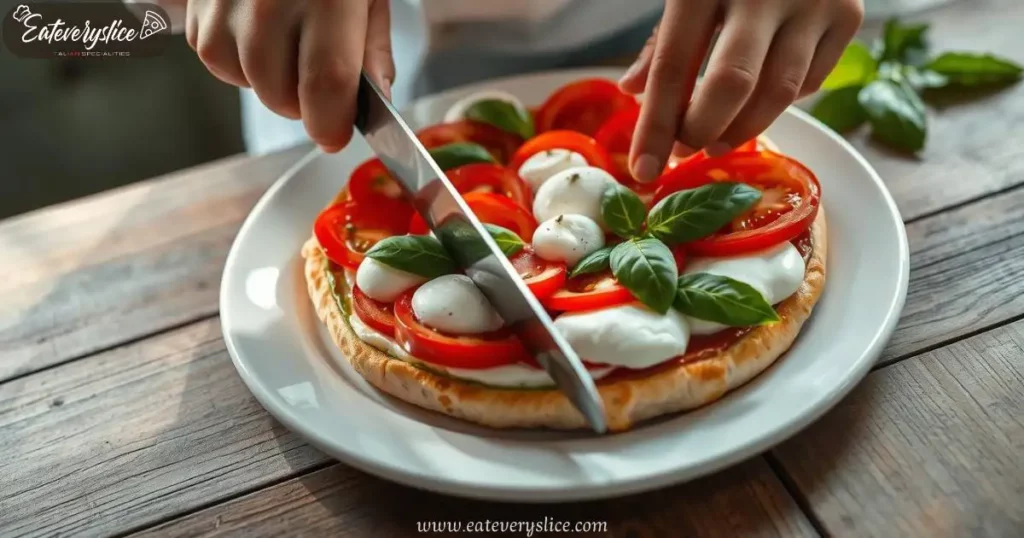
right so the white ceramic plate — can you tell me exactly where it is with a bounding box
[220,67,909,502]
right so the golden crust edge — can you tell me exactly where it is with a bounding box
[301,209,827,432]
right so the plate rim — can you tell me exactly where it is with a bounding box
[219,67,910,502]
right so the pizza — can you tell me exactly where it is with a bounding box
[301,78,826,432]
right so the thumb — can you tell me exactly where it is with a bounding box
[364,0,395,99]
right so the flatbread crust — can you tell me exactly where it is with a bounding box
[301,208,826,432]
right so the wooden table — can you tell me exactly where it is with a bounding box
[2,2,1022,536]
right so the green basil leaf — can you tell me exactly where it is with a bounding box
[674,273,780,326]
[822,41,877,90]
[646,183,761,245]
[364,235,456,279]
[811,86,868,132]
[483,223,525,256]
[609,238,678,314]
[465,99,534,139]
[926,52,1023,87]
[428,142,496,170]
[601,182,647,238]
[880,18,930,66]
[901,65,949,91]
[570,246,612,278]
[858,79,927,153]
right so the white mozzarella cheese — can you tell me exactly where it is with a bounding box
[553,304,690,369]
[532,166,617,225]
[355,257,428,303]
[682,242,806,335]
[532,214,605,266]
[442,90,528,123]
[411,274,504,334]
[517,149,589,191]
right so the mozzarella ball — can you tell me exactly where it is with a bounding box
[532,214,605,266]
[532,166,617,225]
[355,257,428,303]
[412,275,504,334]
[517,149,589,191]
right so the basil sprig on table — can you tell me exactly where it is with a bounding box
[427,142,496,170]
[364,235,456,279]
[674,273,779,326]
[812,17,1022,153]
[584,179,777,326]
[465,99,534,139]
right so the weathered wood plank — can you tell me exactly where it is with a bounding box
[0,144,311,381]
[885,188,1024,362]
[131,459,814,538]
[0,317,813,538]
[0,318,325,538]
[773,318,1024,537]
[823,0,1024,221]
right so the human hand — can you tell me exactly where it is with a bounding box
[185,0,394,153]
[620,0,865,182]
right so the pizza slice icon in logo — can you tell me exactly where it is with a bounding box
[139,10,167,40]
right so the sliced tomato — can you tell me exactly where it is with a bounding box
[409,191,539,241]
[535,78,638,136]
[347,157,414,222]
[351,285,397,335]
[664,138,759,172]
[393,291,530,369]
[592,106,662,195]
[507,130,614,174]
[510,248,566,300]
[446,163,532,207]
[653,151,821,256]
[542,270,635,312]
[313,201,407,270]
[417,120,523,164]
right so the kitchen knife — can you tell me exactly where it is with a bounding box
[352,72,608,433]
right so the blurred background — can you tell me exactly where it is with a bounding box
[0,0,953,220]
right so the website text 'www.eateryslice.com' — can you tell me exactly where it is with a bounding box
[417,518,608,535]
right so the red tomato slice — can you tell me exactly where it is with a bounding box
[664,138,759,172]
[653,151,822,256]
[446,163,532,207]
[592,106,661,195]
[313,201,407,270]
[409,192,539,241]
[510,248,566,300]
[507,130,614,175]
[417,120,523,164]
[347,157,414,223]
[542,270,635,312]
[351,285,397,335]
[535,78,638,136]
[393,291,530,369]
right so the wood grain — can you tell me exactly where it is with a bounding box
[886,186,1024,362]
[0,144,311,382]
[772,318,1024,537]
[132,458,815,538]
[820,0,1024,221]
[0,318,325,538]
[0,316,813,538]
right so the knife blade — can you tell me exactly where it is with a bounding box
[352,72,608,433]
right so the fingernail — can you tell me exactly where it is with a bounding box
[619,57,644,84]
[705,142,732,157]
[381,77,392,100]
[632,153,661,183]
[320,144,342,154]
